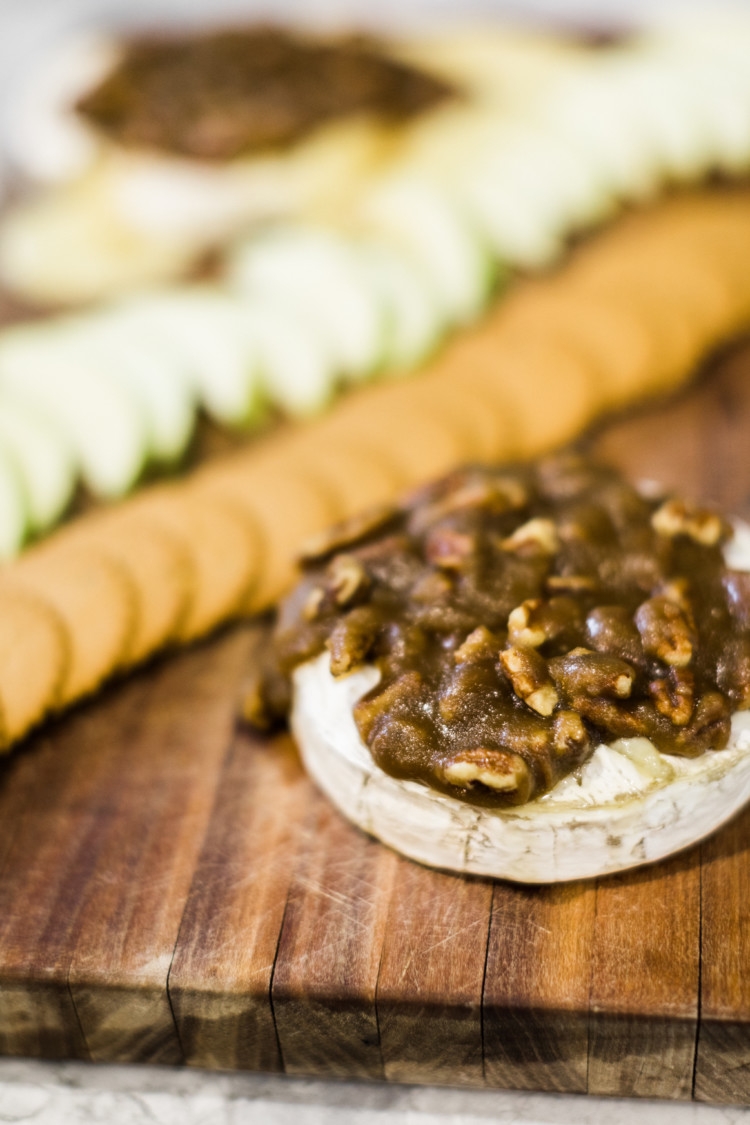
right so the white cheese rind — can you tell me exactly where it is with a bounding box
[291,652,750,884]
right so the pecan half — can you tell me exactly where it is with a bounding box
[327,554,370,607]
[651,498,728,546]
[326,605,380,676]
[441,747,532,801]
[502,517,559,555]
[634,596,694,667]
[499,645,559,716]
[454,625,500,664]
[552,710,590,761]
[585,605,647,669]
[648,667,694,726]
[548,650,635,701]
[425,527,475,568]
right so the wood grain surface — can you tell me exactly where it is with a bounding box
[1,335,750,1100]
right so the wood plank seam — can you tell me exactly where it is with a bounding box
[164,720,241,1069]
[259,877,291,1073]
[478,885,494,1087]
[63,962,94,1063]
[370,914,389,1082]
[691,857,703,1101]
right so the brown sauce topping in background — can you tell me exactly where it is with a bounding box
[76,27,454,161]
[245,455,750,807]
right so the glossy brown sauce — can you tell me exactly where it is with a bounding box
[246,455,750,807]
[77,27,454,161]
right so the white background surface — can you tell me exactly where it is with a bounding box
[3,1058,750,1124]
[1,0,750,1120]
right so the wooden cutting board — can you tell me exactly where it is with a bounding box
[1,339,750,1103]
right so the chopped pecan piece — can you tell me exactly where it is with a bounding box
[651,498,728,546]
[548,650,635,700]
[302,586,326,621]
[585,605,647,669]
[454,625,500,664]
[327,554,370,607]
[507,598,546,647]
[648,668,694,726]
[502,517,559,555]
[506,596,583,649]
[441,747,532,801]
[634,596,694,667]
[673,692,731,756]
[425,527,475,568]
[552,710,590,760]
[326,606,380,676]
[499,645,559,716]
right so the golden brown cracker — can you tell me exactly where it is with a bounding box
[496,281,658,410]
[133,483,261,642]
[196,451,340,614]
[277,424,403,519]
[78,508,195,665]
[567,191,750,384]
[3,534,136,706]
[321,379,469,487]
[0,588,69,749]
[568,247,733,390]
[422,349,522,464]
[452,334,600,459]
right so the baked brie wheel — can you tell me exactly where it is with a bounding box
[292,653,750,883]
[247,457,750,884]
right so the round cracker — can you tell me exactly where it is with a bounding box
[196,450,340,614]
[132,483,261,642]
[3,533,136,706]
[285,430,403,519]
[496,281,658,410]
[452,334,600,459]
[321,379,468,487]
[0,587,69,749]
[574,232,737,380]
[75,507,196,665]
[422,346,522,464]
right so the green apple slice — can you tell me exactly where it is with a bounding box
[357,176,494,326]
[227,227,386,383]
[0,392,75,532]
[539,69,662,202]
[601,59,713,184]
[56,313,196,463]
[0,326,147,498]
[459,153,565,270]
[237,293,337,418]
[356,240,444,371]
[669,56,750,175]
[0,440,28,559]
[111,288,263,427]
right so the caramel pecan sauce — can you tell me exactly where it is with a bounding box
[244,455,750,808]
[76,27,454,161]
